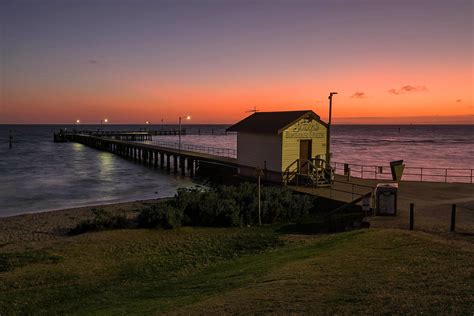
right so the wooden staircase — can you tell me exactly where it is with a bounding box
[283,158,334,187]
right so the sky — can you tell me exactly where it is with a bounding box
[0,0,473,124]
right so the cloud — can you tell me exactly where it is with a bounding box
[351,91,367,99]
[400,85,428,92]
[388,85,428,95]
[456,99,462,103]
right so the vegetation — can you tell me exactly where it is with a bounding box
[71,184,361,235]
[0,251,62,272]
[138,184,317,229]
[1,228,472,314]
[69,209,130,235]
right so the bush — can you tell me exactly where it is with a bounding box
[136,184,316,229]
[69,209,130,235]
[137,203,182,229]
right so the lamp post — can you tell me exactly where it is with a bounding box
[178,115,191,152]
[101,118,108,125]
[326,92,338,166]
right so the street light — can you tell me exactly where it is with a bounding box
[326,92,338,166]
[75,119,80,124]
[178,115,191,152]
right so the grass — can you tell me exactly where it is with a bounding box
[0,227,473,315]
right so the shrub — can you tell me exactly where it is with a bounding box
[138,184,316,229]
[69,209,130,235]
[137,203,182,229]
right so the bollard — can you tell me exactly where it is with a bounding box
[409,203,414,230]
[450,204,456,232]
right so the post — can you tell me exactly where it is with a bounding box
[258,173,262,226]
[173,155,178,173]
[450,204,456,232]
[178,116,182,153]
[326,92,337,165]
[181,157,185,175]
[409,203,414,230]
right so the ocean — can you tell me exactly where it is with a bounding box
[0,124,472,217]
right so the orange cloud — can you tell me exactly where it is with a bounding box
[351,91,367,99]
[388,85,428,95]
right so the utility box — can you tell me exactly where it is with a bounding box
[376,183,398,216]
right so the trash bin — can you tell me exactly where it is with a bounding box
[390,160,405,181]
[376,183,398,216]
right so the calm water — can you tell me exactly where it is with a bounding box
[1,124,473,216]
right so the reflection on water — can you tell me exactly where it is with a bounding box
[72,142,84,152]
[98,152,114,178]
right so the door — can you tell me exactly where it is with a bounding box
[299,140,312,173]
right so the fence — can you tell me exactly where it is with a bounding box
[331,161,473,184]
[139,139,237,158]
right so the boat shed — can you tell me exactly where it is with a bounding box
[226,110,329,182]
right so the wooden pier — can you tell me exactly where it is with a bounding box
[65,133,238,177]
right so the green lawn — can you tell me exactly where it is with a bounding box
[1,227,473,315]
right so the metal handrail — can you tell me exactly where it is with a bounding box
[331,161,473,184]
[137,139,237,158]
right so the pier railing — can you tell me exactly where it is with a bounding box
[331,161,473,184]
[140,139,237,158]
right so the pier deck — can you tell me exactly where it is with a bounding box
[66,134,238,177]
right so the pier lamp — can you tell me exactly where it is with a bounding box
[75,119,80,124]
[101,118,108,125]
[326,92,338,166]
[178,115,191,152]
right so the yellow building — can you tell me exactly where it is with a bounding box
[227,110,331,184]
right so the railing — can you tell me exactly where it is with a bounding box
[283,158,333,186]
[138,139,237,158]
[331,161,474,184]
[328,179,376,208]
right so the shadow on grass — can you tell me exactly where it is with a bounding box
[0,251,63,272]
[277,212,366,235]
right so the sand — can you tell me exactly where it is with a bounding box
[0,198,167,251]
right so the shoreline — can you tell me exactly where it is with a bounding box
[0,194,175,219]
[0,197,169,250]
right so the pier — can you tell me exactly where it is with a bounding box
[65,133,238,177]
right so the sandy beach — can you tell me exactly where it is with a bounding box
[0,198,169,251]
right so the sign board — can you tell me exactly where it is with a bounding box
[255,167,264,177]
[284,118,325,139]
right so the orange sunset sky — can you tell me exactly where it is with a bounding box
[1,0,473,124]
